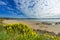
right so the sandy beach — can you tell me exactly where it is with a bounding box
[2,20,60,35]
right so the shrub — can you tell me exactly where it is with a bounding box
[0,23,60,40]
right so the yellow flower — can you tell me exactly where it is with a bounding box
[10,24,13,25]
[44,34,50,37]
[3,24,7,27]
[9,26,12,29]
[32,32,36,35]
[51,36,54,39]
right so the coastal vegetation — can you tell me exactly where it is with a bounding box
[0,23,60,40]
[0,19,60,40]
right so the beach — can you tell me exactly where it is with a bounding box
[2,19,60,35]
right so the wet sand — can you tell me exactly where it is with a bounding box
[2,20,60,34]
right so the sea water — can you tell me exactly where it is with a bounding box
[13,18,60,22]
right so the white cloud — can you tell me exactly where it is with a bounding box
[14,0,60,18]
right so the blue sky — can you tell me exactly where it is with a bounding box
[0,0,60,18]
[0,0,28,18]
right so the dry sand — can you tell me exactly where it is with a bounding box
[2,20,60,34]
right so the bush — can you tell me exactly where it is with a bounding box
[0,23,60,40]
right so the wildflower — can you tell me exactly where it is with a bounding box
[51,36,54,39]
[32,32,36,35]
[9,26,12,29]
[44,34,50,37]
[3,24,7,27]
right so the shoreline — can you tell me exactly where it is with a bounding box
[2,19,60,35]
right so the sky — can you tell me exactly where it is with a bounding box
[0,0,60,18]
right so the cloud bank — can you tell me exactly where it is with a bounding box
[14,0,60,18]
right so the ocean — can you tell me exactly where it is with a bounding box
[12,18,60,22]
[1,18,60,22]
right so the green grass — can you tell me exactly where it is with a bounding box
[0,23,60,40]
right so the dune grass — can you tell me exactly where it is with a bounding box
[0,23,60,40]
